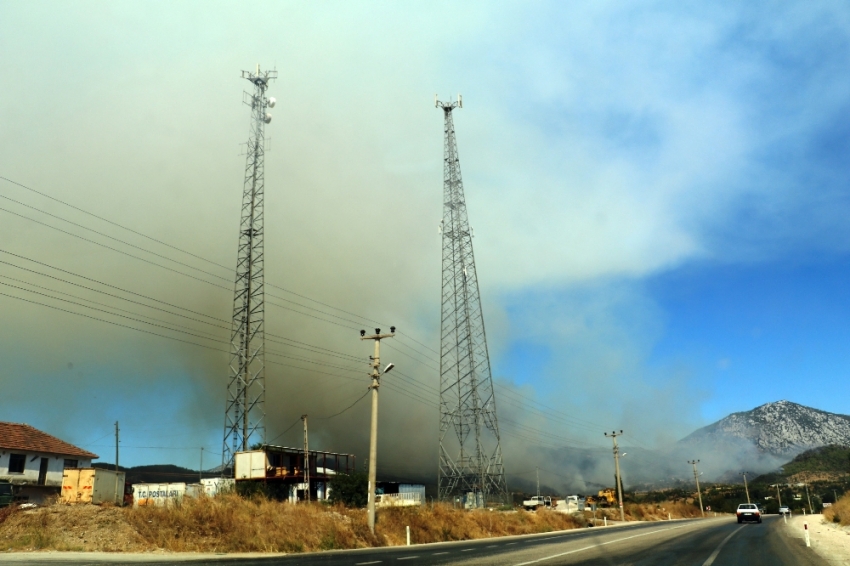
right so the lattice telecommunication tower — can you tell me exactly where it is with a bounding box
[222,65,277,473]
[436,95,508,506]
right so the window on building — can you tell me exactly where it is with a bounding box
[8,454,25,474]
[63,459,78,469]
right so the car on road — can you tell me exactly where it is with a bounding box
[737,503,762,523]
[778,505,790,515]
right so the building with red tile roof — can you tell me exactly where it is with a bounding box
[0,422,98,502]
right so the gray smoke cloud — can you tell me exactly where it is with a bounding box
[0,1,840,492]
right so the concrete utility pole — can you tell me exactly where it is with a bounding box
[742,472,750,504]
[605,430,626,522]
[302,414,309,503]
[772,483,783,508]
[805,477,813,514]
[360,326,396,534]
[688,460,705,517]
[536,467,540,498]
[114,421,120,504]
[200,447,204,483]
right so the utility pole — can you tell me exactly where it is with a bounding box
[114,421,119,472]
[222,64,277,474]
[605,430,625,522]
[771,483,783,508]
[688,460,705,517]
[436,94,508,507]
[302,414,309,503]
[805,477,813,514]
[200,447,204,483]
[536,467,540,498]
[360,326,396,534]
[742,472,750,504]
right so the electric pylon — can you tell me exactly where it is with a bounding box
[436,94,508,506]
[222,65,277,474]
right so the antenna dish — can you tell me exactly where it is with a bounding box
[435,94,438,108]
[264,113,272,124]
[458,94,463,108]
[268,97,276,108]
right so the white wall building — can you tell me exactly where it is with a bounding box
[0,422,97,503]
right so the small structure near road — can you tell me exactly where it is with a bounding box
[61,468,125,505]
[0,422,97,504]
[375,482,425,507]
[235,445,355,502]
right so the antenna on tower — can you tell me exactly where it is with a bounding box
[222,64,277,475]
[434,95,507,507]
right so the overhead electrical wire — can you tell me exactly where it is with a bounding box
[0,175,615,451]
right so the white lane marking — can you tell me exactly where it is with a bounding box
[702,526,745,566]
[487,545,497,548]
[356,562,382,565]
[432,552,449,555]
[512,523,692,565]
[461,548,475,552]
[397,557,419,561]
[506,542,517,545]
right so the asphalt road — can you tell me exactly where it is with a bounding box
[3,515,828,566]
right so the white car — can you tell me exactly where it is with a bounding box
[778,505,790,515]
[737,503,762,523]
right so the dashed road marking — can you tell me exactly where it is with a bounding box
[355,562,382,565]
[702,526,745,566]
[397,556,419,561]
[512,524,693,565]
[432,552,448,555]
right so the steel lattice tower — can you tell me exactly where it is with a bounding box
[222,65,277,473]
[436,95,508,506]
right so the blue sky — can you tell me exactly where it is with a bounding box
[1,1,850,486]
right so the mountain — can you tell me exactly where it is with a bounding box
[670,401,850,481]
[680,400,850,457]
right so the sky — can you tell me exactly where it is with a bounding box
[1,0,850,491]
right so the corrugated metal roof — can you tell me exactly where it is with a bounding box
[0,422,98,459]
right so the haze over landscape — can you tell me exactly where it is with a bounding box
[2,1,850,494]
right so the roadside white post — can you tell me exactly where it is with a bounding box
[783,513,787,524]
[668,512,671,520]
[804,522,810,547]
[406,526,411,546]
[604,517,608,527]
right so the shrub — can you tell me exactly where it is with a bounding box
[328,473,368,508]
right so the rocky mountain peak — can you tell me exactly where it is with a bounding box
[680,400,850,457]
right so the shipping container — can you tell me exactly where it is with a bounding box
[132,482,203,507]
[234,450,269,480]
[61,468,126,505]
[200,477,235,496]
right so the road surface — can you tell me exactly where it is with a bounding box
[5,515,828,565]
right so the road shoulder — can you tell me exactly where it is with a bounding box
[780,513,850,564]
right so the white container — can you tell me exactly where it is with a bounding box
[201,477,235,496]
[234,450,268,480]
[61,468,125,505]
[132,482,202,507]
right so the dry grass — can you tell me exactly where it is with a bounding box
[124,494,378,552]
[0,498,700,554]
[0,497,585,554]
[623,501,704,521]
[823,491,850,526]
[377,505,584,546]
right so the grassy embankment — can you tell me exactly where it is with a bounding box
[824,491,850,526]
[0,496,701,553]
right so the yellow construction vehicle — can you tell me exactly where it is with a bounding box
[597,488,617,507]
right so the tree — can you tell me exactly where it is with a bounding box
[328,472,368,508]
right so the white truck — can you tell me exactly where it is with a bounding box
[523,495,552,510]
